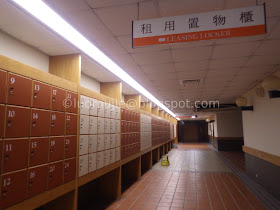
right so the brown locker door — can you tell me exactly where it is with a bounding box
[0,70,7,104]
[29,137,49,167]
[50,111,65,136]
[66,91,77,114]
[31,109,50,137]
[48,161,63,190]
[7,73,32,107]
[27,165,48,198]
[65,136,76,159]
[0,170,27,209]
[51,86,66,112]
[32,81,51,110]
[49,136,64,162]
[0,105,4,138]
[66,113,77,135]
[64,158,76,183]
[2,138,29,173]
[5,106,31,138]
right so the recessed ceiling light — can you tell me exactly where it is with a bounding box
[191,115,197,119]
[11,0,176,118]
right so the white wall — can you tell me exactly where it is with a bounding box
[0,31,49,72]
[80,73,100,93]
[242,74,280,156]
[214,114,218,137]
[216,111,243,138]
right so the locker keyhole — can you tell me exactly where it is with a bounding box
[7,120,12,128]
[29,181,33,188]
[4,154,9,161]
[30,151,35,157]
[2,190,7,198]
[34,93,38,99]
[52,97,56,102]
[51,122,55,127]
[50,148,54,152]
[32,122,36,127]
[9,87,14,95]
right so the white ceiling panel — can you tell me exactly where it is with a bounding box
[174,60,209,72]
[141,63,175,74]
[246,55,280,66]
[139,1,159,20]
[131,50,172,65]
[210,57,248,69]
[259,0,280,18]
[254,40,280,56]
[239,65,276,75]
[147,73,177,80]
[213,42,260,59]
[225,0,256,9]
[94,36,127,56]
[94,4,137,36]
[207,68,240,76]
[46,0,89,13]
[170,40,214,49]
[172,46,212,62]
[176,71,205,79]
[266,19,280,40]
[86,0,146,8]
[38,44,78,56]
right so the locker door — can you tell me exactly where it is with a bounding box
[121,134,126,146]
[80,115,89,135]
[104,103,110,118]
[110,134,115,149]
[97,101,104,117]
[66,91,77,114]
[31,109,50,137]
[5,106,31,138]
[88,153,96,173]
[32,81,51,110]
[88,135,97,153]
[65,136,77,159]
[66,113,77,135]
[48,161,63,190]
[51,86,66,112]
[7,73,32,107]
[64,158,76,183]
[116,120,120,134]
[97,117,104,134]
[121,108,125,120]
[29,137,49,167]
[115,147,120,161]
[104,134,110,150]
[121,121,125,133]
[89,116,97,134]
[116,134,120,147]
[27,165,48,198]
[49,137,64,162]
[80,95,90,115]
[89,98,98,116]
[50,111,65,136]
[2,138,29,173]
[0,105,4,138]
[110,104,116,119]
[110,119,116,134]
[115,106,120,120]
[104,118,110,134]
[0,70,7,104]
[97,135,104,152]
[96,151,104,169]
[79,135,88,155]
[0,170,27,209]
[110,148,116,164]
[79,155,88,177]
[104,150,110,166]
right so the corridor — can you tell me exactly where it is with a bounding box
[107,144,278,210]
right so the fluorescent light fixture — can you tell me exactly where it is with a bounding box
[11,0,176,117]
[191,115,197,119]
[176,117,180,121]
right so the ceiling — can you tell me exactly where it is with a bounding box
[0,0,280,117]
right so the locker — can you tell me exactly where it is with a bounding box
[79,135,88,155]
[88,135,97,153]
[0,140,2,170]
[66,91,77,114]
[116,134,120,147]
[104,118,110,134]
[110,119,116,133]
[0,70,7,104]
[51,86,66,112]
[127,110,131,121]
[89,98,98,116]
[5,106,31,138]
[88,153,96,173]
[27,165,48,198]
[121,134,127,146]
[80,115,89,135]
[66,113,77,135]
[79,154,88,177]
[110,104,116,119]
[2,138,29,173]
[64,158,76,183]
[49,137,64,162]
[97,101,105,117]
[0,105,4,138]
[115,106,120,120]
[97,117,104,134]
[96,151,104,169]
[7,73,32,107]
[104,134,110,150]
[110,134,115,149]
[29,137,49,167]
[65,136,77,159]
[97,135,104,152]
[110,148,116,164]
[31,109,50,137]
[115,147,120,161]
[121,108,125,120]
[50,111,65,136]
[127,122,131,133]
[32,81,51,110]
[115,120,120,133]
[104,103,110,118]
[89,116,97,134]
[121,121,125,133]
[0,170,27,209]
[48,161,63,190]
[80,95,90,115]
[104,150,110,166]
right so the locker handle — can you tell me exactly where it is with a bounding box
[65,170,68,176]
[66,122,70,127]
[49,175,52,181]
[51,122,55,127]
[50,148,54,152]
[29,181,33,188]
[52,97,56,102]
[30,151,35,157]
[32,122,36,127]
[4,154,9,161]
[7,120,12,128]
[2,190,7,198]
[34,93,38,99]
[65,146,68,151]
[9,87,14,95]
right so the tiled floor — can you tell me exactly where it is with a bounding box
[177,143,211,151]
[220,151,246,172]
[107,143,266,210]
